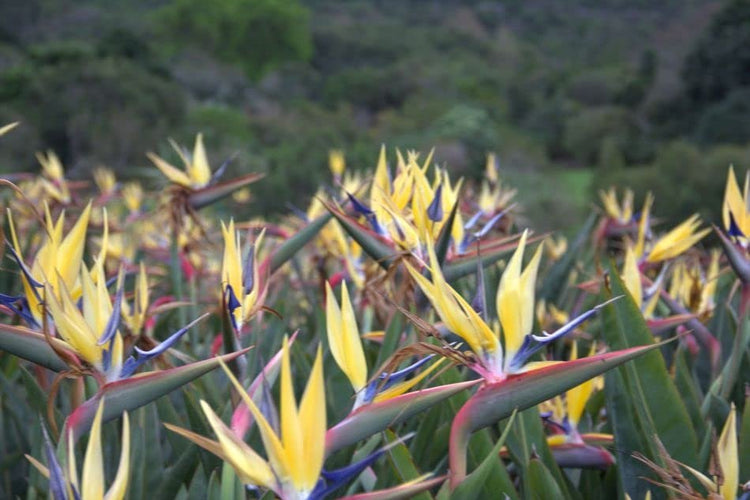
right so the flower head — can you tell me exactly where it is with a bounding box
[27,399,130,500]
[147,133,213,189]
[408,230,614,380]
[221,219,266,333]
[37,151,71,204]
[326,281,442,408]
[5,203,93,327]
[170,337,326,499]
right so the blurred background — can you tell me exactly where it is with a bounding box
[0,0,748,231]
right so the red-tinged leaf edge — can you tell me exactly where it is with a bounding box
[448,342,668,488]
[64,348,251,439]
[325,380,479,455]
[0,322,77,372]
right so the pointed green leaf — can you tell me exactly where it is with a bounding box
[604,264,699,467]
[64,349,250,439]
[526,458,564,499]
[326,380,479,455]
[0,323,74,372]
[603,368,655,500]
[268,212,333,274]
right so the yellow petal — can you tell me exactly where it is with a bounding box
[82,399,105,500]
[199,401,275,489]
[58,202,92,290]
[718,404,738,500]
[218,360,289,482]
[325,282,367,392]
[565,344,595,427]
[723,166,747,235]
[280,338,304,488]
[647,215,709,263]
[190,133,211,188]
[104,412,130,500]
[497,231,530,357]
[373,358,445,402]
[634,193,653,258]
[298,346,326,491]
[147,152,192,187]
[622,244,642,309]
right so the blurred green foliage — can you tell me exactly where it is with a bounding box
[155,0,312,80]
[0,0,748,229]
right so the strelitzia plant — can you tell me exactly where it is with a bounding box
[147,133,263,213]
[36,150,72,204]
[325,281,443,409]
[4,202,93,328]
[717,166,750,294]
[44,260,203,382]
[147,133,213,190]
[168,337,439,499]
[407,230,610,381]
[221,219,266,334]
[27,399,130,500]
[628,194,709,264]
[404,230,663,487]
[167,338,327,499]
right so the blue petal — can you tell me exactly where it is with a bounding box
[473,205,514,240]
[471,258,487,321]
[728,210,745,239]
[310,433,414,500]
[210,152,237,185]
[427,184,443,222]
[285,203,310,222]
[224,285,242,332]
[463,210,484,231]
[41,422,68,500]
[346,193,386,235]
[97,280,125,346]
[362,355,434,404]
[0,293,39,328]
[346,192,374,216]
[6,244,43,299]
[119,314,207,378]
[509,297,621,371]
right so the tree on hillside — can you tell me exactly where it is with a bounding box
[682,0,750,105]
[156,0,312,80]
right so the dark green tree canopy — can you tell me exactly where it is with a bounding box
[156,0,312,80]
[682,0,750,105]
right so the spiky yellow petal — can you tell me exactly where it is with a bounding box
[81,400,105,500]
[325,282,367,392]
[104,412,130,500]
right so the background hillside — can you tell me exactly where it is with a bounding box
[1,0,748,230]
